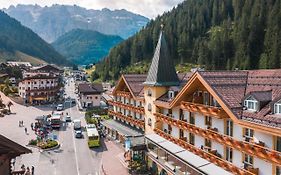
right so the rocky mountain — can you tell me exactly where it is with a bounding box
[0,10,69,66]
[3,4,149,42]
[52,29,123,65]
[96,0,281,81]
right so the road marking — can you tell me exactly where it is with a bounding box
[69,88,80,175]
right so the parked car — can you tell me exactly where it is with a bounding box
[65,115,71,122]
[75,130,83,138]
[56,104,64,111]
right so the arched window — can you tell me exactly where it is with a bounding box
[147,89,152,97]
[148,118,152,126]
[148,103,152,112]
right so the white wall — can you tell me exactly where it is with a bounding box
[212,141,224,156]
[195,113,205,128]
[254,158,272,175]
[172,107,180,120]
[195,135,204,148]
[232,150,243,168]
[233,123,243,141]
[254,130,273,149]
[212,118,224,133]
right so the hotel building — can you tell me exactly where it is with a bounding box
[108,31,281,175]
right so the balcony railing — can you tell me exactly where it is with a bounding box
[108,100,145,115]
[108,110,145,129]
[26,86,60,92]
[155,112,281,165]
[116,90,132,98]
[154,128,256,175]
[181,101,227,119]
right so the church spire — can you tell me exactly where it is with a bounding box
[144,27,179,86]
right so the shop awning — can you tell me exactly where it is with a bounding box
[101,119,143,137]
[145,133,232,175]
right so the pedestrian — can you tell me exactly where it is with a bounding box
[25,167,31,175]
[31,166,34,175]
[25,127,27,134]
[22,120,24,127]
[21,164,25,171]
[31,123,34,130]
[19,121,21,127]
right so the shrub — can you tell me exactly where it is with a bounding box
[29,139,37,146]
[40,140,58,149]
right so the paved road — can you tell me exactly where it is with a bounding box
[0,77,128,175]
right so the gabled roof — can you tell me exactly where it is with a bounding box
[78,83,104,94]
[0,134,31,156]
[33,64,62,73]
[144,31,179,86]
[244,90,272,102]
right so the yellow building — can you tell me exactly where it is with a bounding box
[108,30,281,175]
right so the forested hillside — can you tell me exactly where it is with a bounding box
[96,0,281,80]
[0,11,70,65]
[52,29,123,65]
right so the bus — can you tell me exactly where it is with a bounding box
[86,124,100,148]
[50,112,63,129]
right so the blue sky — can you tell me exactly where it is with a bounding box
[0,0,184,18]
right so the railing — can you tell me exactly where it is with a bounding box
[116,90,132,98]
[154,112,281,165]
[26,86,60,92]
[181,101,227,118]
[108,100,145,114]
[11,170,25,175]
[154,128,256,175]
[108,110,145,129]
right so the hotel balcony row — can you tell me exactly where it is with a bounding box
[154,112,281,165]
[25,86,61,93]
[181,101,228,119]
[153,128,257,175]
[108,100,145,115]
[108,110,145,129]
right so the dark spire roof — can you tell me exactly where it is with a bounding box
[144,31,179,86]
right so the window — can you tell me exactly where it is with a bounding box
[244,154,253,166]
[203,92,210,105]
[189,112,195,125]
[205,116,212,127]
[204,139,212,149]
[148,118,152,126]
[168,91,174,99]
[147,89,152,97]
[225,147,233,162]
[148,103,152,112]
[274,103,281,114]
[276,166,281,175]
[244,128,254,142]
[189,133,195,145]
[244,96,258,111]
[179,129,184,138]
[276,136,281,152]
[168,125,172,134]
[226,120,233,137]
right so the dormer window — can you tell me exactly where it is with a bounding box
[147,89,152,97]
[274,102,281,114]
[244,96,258,111]
[168,91,174,99]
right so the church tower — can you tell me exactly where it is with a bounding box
[143,28,179,134]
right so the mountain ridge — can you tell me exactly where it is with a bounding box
[0,10,70,66]
[52,29,123,65]
[3,4,149,42]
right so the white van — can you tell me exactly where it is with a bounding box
[73,119,81,130]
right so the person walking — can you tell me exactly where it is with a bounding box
[19,121,21,127]
[31,166,34,175]
[25,167,31,175]
[25,127,27,134]
[31,123,34,130]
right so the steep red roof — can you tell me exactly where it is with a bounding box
[78,83,104,95]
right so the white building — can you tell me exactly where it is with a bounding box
[78,83,104,108]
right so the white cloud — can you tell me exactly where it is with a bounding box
[0,0,183,18]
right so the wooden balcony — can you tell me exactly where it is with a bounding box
[181,101,227,119]
[116,90,132,98]
[154,112,281,165]
[26,86,60,92]
[154,128,256,175]
[108,100,145,114]
[108,110,145,129]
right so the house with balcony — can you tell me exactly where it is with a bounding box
[108,29,281,175]
[78,83,104,108]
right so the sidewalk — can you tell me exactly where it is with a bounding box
[101,140,129,175]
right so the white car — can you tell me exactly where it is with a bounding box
[65,115,71,122]
[56,104,64,111]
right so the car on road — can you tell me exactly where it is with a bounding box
[56,104,64,111]
[73,119,81,130]
[65,115,71,122]
[75,130,83,138]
